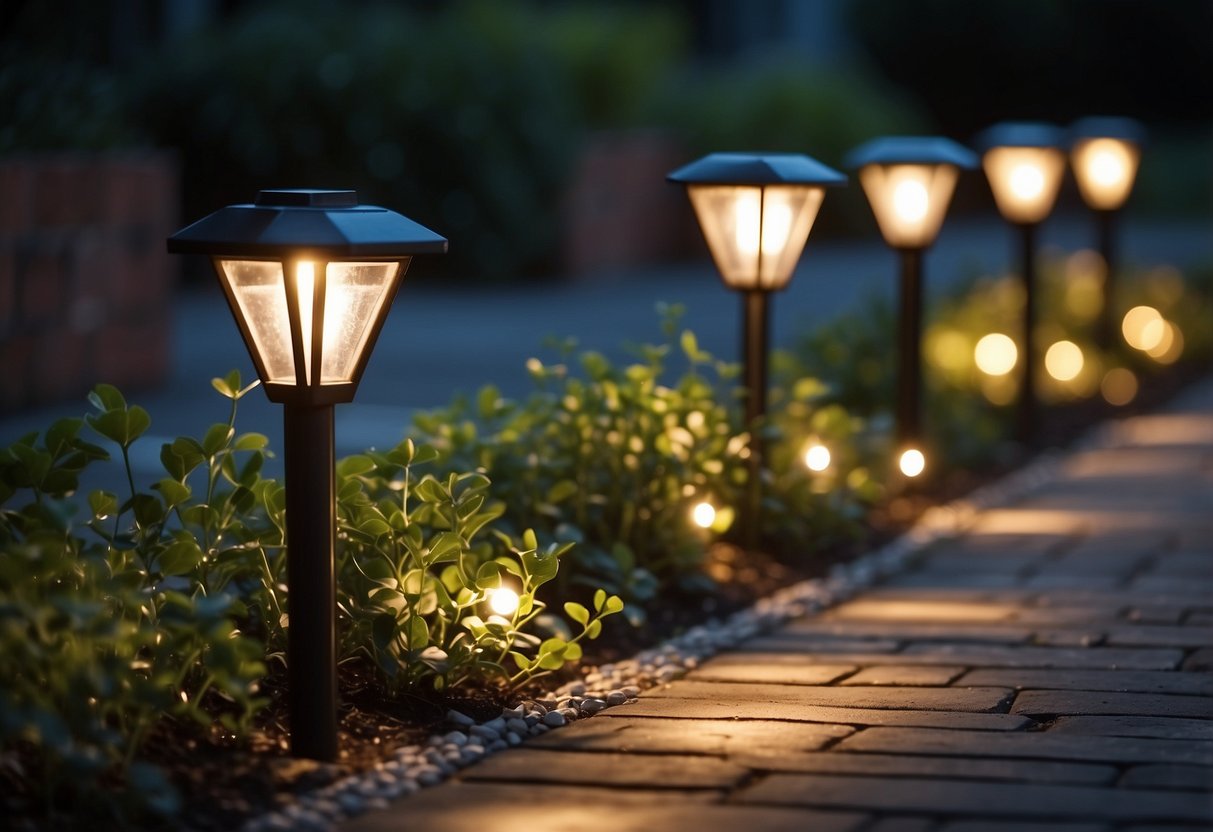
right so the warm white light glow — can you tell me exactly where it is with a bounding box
[804,444,831,472]
[687,184,825,290]
[1073,138,1140,210]
[295,261,316,382]
[1101,367,1138,406]
[858,164,959,249]
[899,449,926,478]
[1145,320,1183,364]
[691,501,717,529]
[893,180,930,222]
[487,587,520,617]
[982,146,1066,224]
[1122,305,1163,351]
[974,333,1018,376]
[1045,340,1084,382]
[1009,164,1045,200]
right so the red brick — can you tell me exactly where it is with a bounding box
[0,335,35,411]
[18,244,68,326]
[0,248,15,335]
[92,317,171,390]
[31,328,91,402]
[35,156,101,227]
[0,160,35,234]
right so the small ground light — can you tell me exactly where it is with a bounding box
[974,333,1018,376]
[1145,321,1183,364]
[1045,340,1084,382]
[804,443,831,472]
[691,501,717,529]
[1101,367,1139,406]
[487,587,520,617]
[899,448,926,478]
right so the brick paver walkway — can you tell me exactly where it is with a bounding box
[343,382,1213,832]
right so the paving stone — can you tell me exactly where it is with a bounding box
[1105,625,1213,648]
[1030,630,1105,648]
[1127,605,1188,625]
[898,643,1184,670]
[731,632,904,653]
[1049,715,1213,740]
[525,717,853,756]
[601,698,1033,730]
[1120,764,1213,792]
[955,669,1213,696]
[882,572,1029,589]
[686,660,856,686]
[1187,611,1213,627]
[1144,553,1213,577]
[785,619,1033,644]
[1132,575,1213,595]
[821,599,1020,623]
[459,749,748,789]
[1022,574,1129,590]
[737,774,1213,822]
[840,666,965,687]
[646,681,1015,713]
[966,508,1088,539]
[339,782,864,832]
[1012,690,1213,719]
[837,726,1213,765]
[939,822,1109,832]
[1009,607,1128,627]
[736,750,1116,785]
[864,818,937,832]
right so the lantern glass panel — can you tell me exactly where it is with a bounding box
[1072,137,1139,211]
[982,146,1066,225]
[687,184,824,291]
[859,163,959,249]
[320,261,401,383]
[220,259,295,384]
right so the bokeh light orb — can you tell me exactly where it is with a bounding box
[1122,305,1163,351]
[974,333,1018,376]
[804,444,831,472]
[691,501,717,529]
[899,449,926,478]
[487,587,520,617]
[1044,340,1084,382]
[1101,367,1138,406]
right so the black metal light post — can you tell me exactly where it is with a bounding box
[667,153,845,546]
[168,189,446,760]
[977,123,1067,446]
[1070,117,1145,351]
[846,137,978,479]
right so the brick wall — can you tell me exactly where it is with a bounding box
[561,130,699,277]
[0,152,178,413]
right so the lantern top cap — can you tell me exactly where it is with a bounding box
[975,121,1066,151]
[167,189,448,258]
[844,136,978,170]
[667,152,846,187]
[1069,116,1147,145]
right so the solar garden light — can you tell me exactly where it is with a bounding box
[977,122,1066,445]
[667,153,845,546]
[1070,116,1145,350]
[167,189,446,760]
[846,137,978,480]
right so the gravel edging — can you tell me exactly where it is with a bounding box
[238,431,1102,832]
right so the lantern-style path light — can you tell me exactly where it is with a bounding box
[1070,116,1145,350]
[667,153,845,545]
[845,136,977,479]
[168,189,446,760]
[976,122,1067,445]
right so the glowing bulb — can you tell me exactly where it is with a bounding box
[1044,340,1084,382]
[1009,164,1045,200]
[295,261,316,381]
[691,501,717,529]
[1122,305,1163,350]
[899,449,925,478]
[974,333,1018,376]
[892,179,929,223]
[487,587,520,617]
[1090,149,1125,187]
[761,200,793,256]
[804,444,831,472]
[734,193,761,258]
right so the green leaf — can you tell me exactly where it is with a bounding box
[680,329,700,361]
[88,383,126,412]
[522,528,538,552]
[603,594,624,615]
[546,480,578,504]
[509,651,532,672]
[337,454,375,477]
[211,374,237,399]
[586,619,603,639]
[88,490,118,519]
[563,601,590,626]
[44,417,83,457]
[593,588,607,613]
[201,423,234,457]
[159,537,203,576]
[562,641,582,661]
[155,478,191,507]
[407,615,429,650]
[232,432,269,452]
[372,612,397,651]
[426,531,463,564]
[414,477,447,503]
[477,385,501,418]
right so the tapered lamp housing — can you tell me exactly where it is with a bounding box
[1070,117,1145,212]
[167,189,448,405]
[667,153,846,291]
[846,137,978,250]
[977,123,1067,226]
